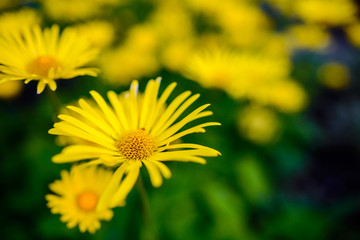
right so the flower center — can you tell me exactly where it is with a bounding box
[76,191,98,211]
[27,56,61,77]
[118,129,157,161]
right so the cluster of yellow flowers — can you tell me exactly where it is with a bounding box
[1,0,359,233]
[0,3,221,234]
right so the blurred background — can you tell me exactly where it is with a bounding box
[1,0,360,239]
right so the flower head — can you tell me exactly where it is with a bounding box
[49,77,220,208]
[46,165,115,234]
[0,8,41,35]
[0,25,99,94]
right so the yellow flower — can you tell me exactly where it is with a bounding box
[318,62,350,89]
[0,81,23,99]
[0,25,99,94]
[41,0,121,22]
[183,47,240,90]
[0,8,41,35]
[46,165,115,234]
[100,25,159,86]
[294,0,357,26]
[345,22,360,48]
[237,105,280,144]
[74,21,115,49]
[265,80,308,113]
[287,24,330,50]
[49,78,221,209]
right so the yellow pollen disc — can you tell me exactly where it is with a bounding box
[76,191,98,211]
[118,129,157,161]
[27,56,61,77]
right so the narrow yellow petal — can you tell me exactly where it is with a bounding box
[156,104,211,142]
[143,160,163,187]
[151,90,192,136]
[110,166,140,207]
[97,163,127,211]
[90,90,122,135]
[150,160,172,179]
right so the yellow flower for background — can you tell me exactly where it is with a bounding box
[0,81,23,99]
[183,47,240,91]
[0,0,18,11]
[294,0,357,26]
[318,62,350,89]
[230,53,291,101]
[0,8,41,35]
[0,25,98,94]
[100,25,159,86]
[49,78,220,209]
[41,0,122,22]
[46,165,115,234]
[265,0,294,15]
[237,105,280,144]
[345,22,360,48]
[265,80,308,113]
[215,1,271,48]
[186,0,271,47]
[287,24,330,50]
[74,21,115,49]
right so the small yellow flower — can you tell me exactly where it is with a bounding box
[345,22,360,48]
[41,0,121,22]
[318,62,350,89]
[0,81,23,99]
[287,24,330,50]
[265,80,308,113]
[0,25,98,94]
[294,0,357,26]
[74,21,115,49]
[237,105,280,144]
[46,165,115,234]
[49,78,221,209]
[0,8,41,35]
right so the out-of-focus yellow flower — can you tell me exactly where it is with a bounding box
[318,62,350,89]
[160,40,194,72]
[0,8,41,35]
[0,25,99,94]
[46,165,115,234]
[237,105,280,144]
[216,1,271,48]
[294,0,357,26]
[230,53,291,101]
[183,47,240,91]
[265,81,308,113]
[149,0,195,72]
[74,21,115,49]
[100,25,159,86]
[265,0,294,15]
[0,0,18,11]
[184,46,299,113]
[151,0,194,42]
[0,81,23,99]
[287,24,330,50]
[41,0,122,22]
[49,78,220,209]
[345,22,360,48]
[187,0,271,47]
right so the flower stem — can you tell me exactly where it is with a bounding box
[136,174,158,240]
[46,88,61,116]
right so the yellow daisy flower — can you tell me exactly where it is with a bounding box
[0,8,41,35]
[0,25,99,94]
[49,77,221,208]
[46,165,115,234]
